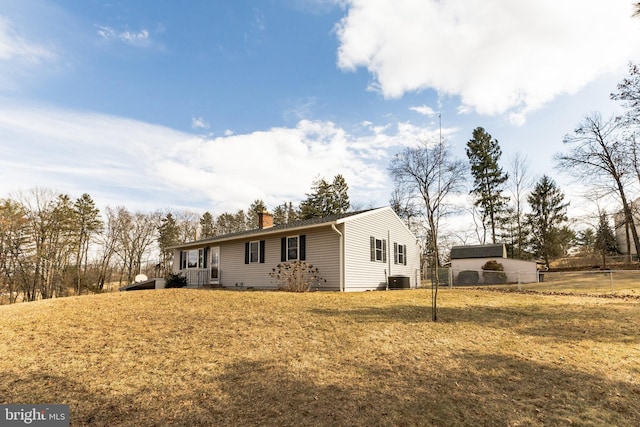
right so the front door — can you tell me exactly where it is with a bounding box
[210,246,220,284]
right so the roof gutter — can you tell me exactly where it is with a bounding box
[331,223,345,292]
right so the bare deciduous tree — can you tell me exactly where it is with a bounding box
[112,208,159,285]
[555,113,640,260]
[389,139,466,321]
[95,206,124,291]
[0,198,28,303]
[507,153,533,259]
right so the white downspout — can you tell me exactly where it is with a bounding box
[331,224,345,292]
[388,229,392,280]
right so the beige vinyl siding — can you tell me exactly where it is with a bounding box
[342,207,420,291]
[172,207,419,292]
[218,226,341,291]
[302,226,341,291]
[217,240,272,289]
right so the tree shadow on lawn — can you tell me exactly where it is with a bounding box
[2,352,639,426]
[309,302,640,344]
[0,370,180,426]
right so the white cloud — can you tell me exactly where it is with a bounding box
[191,117,210,130]
[95,25,115,40]
[0,17,53,62]
[96,25,153,48]
[410,105,436,116]
[0,16,56,90]
[121,30,149,44]
[336,0,640,122]
[0,102,436,212]
[253,8,266,31]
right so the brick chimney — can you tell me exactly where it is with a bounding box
[258,210,274,229]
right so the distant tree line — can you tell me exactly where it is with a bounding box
[389,63,640,272]
[7,64,640,303]
[389,127,579,273]
[0,175,350,303]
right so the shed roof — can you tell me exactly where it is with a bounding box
[450,244,506,259]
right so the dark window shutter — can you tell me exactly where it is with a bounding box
[394,242,398,264]
[403,245,407,265]
[179,251,184,270]
[370,237,375,261]
[244,242,250,264]
[281,237,286,262]
[203,247,208,269]
[260,240,266,263]
[382,240,387,263]
[299,235,306,261]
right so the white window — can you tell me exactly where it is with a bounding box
[287,236,298,261]
[394,243,406,265]
[245,240,265,264]
[181,248,206,269]
[370,237,387,263]
[249,241,260,263]
[281,235,306,261]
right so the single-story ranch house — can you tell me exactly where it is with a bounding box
[170,207,421,292]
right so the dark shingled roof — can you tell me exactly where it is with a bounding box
[450,244,506,259]
[171,208,377,249]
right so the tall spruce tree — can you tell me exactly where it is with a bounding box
[273,202,298,225]
[72,193,103,294]
[525,175,573,267]
[466,127,509,244]
[247,200,268,228]
[199,212,215,239]
[594,212,618,267]
[299,175,350,220]
[331,174,350,214]
[158,213,180,276]
[273,204,287,225]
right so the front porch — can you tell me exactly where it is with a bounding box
[181,268,220,288]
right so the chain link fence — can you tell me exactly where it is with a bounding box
[424,267,640,295]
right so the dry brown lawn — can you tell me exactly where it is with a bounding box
[498,270,640,296]
[1,288,639,426]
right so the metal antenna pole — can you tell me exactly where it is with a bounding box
[432,112,443,321]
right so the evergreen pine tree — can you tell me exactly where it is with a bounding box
[466,127,509,243]
[72,193,103,294]
[594,212,619,267]
[525,175,573,267]
[299,175,350,220]
[158,213,180,275]
[199,212,215,238]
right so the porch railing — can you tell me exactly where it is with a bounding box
[182,269,215,287]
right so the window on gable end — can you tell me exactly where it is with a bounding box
[370,237,387,263]
[394,242,407,265]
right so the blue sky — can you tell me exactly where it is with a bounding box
[2,0,640,237]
